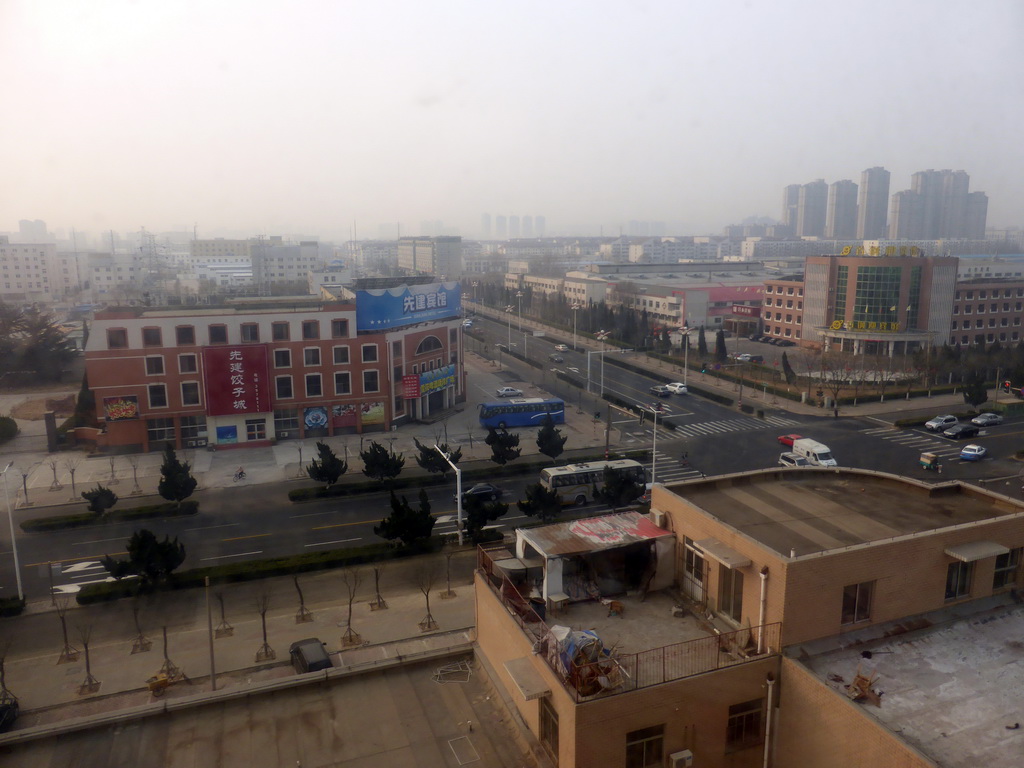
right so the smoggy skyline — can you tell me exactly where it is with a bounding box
[2,0,1021,240]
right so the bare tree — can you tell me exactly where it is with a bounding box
[440,547,458,600]
[796,347,823,403]
[45,455,63,492]
[64,457,82,503]
[77,625,101,694]
[55,598,80,664]
[413,564,440,632]
[215,592,234,638]
[370,564,388,611]
[127,455,143,495]
[340,567,363,647]
[130,600,152,654]
[293,576,313,624]
[255,591,275,661]
[106,455,120,486]
[155,625,188,684]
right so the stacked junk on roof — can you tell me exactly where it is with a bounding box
[541,625,630,697]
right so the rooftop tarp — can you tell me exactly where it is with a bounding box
[518,511,673,557]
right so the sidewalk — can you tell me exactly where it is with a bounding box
[0,549,478,742]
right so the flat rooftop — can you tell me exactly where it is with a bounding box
[791,599,1024,768]
[666,470,1022,558]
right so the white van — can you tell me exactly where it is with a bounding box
[791,438,837,467]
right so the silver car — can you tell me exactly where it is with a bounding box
[971,412,1004,427]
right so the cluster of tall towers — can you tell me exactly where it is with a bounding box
[783,168,987,241]
[480,214,547,240]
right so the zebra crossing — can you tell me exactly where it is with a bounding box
[648,450,705,484]
[859,426,967,459]
[617,413,801,443]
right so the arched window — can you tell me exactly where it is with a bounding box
[416,335,443,354]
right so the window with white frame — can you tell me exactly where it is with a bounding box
[181,382,201,406]
[145,356,164,375]
[305,373,322,397]
[841,581,874,624]
[334,371,351,395]
[993,547,1021,590]
[179,354,198,374]
[274,349,291,368]
[361,343,378,363]
[276,376,293,398]
[148,384,168,408]
[333,346,350,365]
[303,348,321,366]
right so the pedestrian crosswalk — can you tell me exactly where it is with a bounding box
[859,426,966,459]
[648,450,705,484]
[618,414,802,443]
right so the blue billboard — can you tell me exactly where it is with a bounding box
[356,282,461,331]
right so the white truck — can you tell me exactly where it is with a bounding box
[791,438,837,467]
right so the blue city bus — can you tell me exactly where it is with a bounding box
[478,398,565,429]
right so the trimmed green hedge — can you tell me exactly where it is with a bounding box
[0,415,18,444]
[76,535,449,605]
[21,500,199,533]
[0,595,25,617]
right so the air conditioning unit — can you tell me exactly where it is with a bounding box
[278,431,290,438]
[668,750,694,768]
[185,438,207,448]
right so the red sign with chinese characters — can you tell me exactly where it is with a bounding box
[731,304,761,317]
[202,346,270,416]
[402,374,421,399]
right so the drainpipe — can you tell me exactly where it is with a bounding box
[763,672,776,768]
[757,565,769,654]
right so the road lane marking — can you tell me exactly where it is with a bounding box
[222,533,272,541]
[304,538,361,548]
[184,523,240,531]
[72,537,129,546]
[27,552,127,567]
[311,519,377,530]
[201,551,263,561]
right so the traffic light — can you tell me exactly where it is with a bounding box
[1004,380,1012,393]
[816,389,824,398]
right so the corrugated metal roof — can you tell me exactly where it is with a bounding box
[519,512,673,557]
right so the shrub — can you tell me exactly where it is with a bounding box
[0,595,25,617]
[22,500,198,532]
[0,415,18,444]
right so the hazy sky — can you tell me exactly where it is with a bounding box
[2,0,1021,239]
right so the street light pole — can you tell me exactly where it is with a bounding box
[516,291,523,332]
[681,325,690,388]
[434,446,463,545]
[651,406,659,486]
[572,303,581,351]
[2,462,24,602]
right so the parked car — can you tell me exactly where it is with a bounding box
[777,433,803,447]
[746,354,764,364]
[649,385,672,397]
[548,354,564,363]
[959,444,987,461]
[554,344,569,352]
[778,452,811,468]
[971,412,1004,427]
[289,638,333,674]
[456,483,502,503]
[495,386,523,398]
[665,382,688,394]
[462,319,473,328]
[776,339,796,347]
[944,424,980,440]
[734,353,752,362]
[748,334,763,342]
[925,414,958,431]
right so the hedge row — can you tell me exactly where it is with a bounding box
[287,450,650,502]
[0,415,18,444]
[75,530,505,605]
[0,595,25,617]
[21,500,200,533]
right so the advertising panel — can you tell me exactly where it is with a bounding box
[103,395,139,421]
[732,304,761,317]
[202,346,270,416]
[303,406,329,430]
[332,404,358,427]
[361,401,385,425]
[402,374,421,399]
[216,425,238,444]
[419,364,455,396]
[356,282,461,331]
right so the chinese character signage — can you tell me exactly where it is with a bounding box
[103,395,139,421]
[202,346,270,416]
[419,364,455,395]
[402,374,421,399]
[356,282,461,331]
[731,304,760,317]
[829,320,901,332]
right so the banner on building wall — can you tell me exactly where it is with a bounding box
[332,404,358,427]
[402,374,421,399]
[731,304,761,317]
[103,395,139,421]
[202,346,271,416]
[419,364,455,396]
[361,401,385,425]
[216,426,238,444]
[355,282,461,331]
[303,406,329,430]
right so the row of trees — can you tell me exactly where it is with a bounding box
[0,303,79,384]
[303,416,568,488]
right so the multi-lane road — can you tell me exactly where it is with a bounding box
[5,311,1023,600]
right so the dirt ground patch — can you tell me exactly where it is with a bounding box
[10,396,76,421]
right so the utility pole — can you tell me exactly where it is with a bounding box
[435,445,463,545]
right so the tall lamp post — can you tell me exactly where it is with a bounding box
[434,445,463,545]
[597,329,611,397]
[2,462,24,602]
[515,290,524,332]
[505,304,514,349]
[679,325,691,388]
[571,302,582,351]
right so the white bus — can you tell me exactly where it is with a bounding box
[539,459,647,507]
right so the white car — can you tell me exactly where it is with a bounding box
[665,382,688,395]
[925,414,958,431]
[495,386,523,398]
[554,344,569,352]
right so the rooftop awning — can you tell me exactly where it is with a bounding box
[944,541,1009,563]
[694,538,751,569]
[503,657,551,701]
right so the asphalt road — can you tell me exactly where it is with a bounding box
[4,313,1022,600]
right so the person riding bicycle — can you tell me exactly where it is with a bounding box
[234,466,246,481]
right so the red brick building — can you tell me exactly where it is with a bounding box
[85,285,465,452]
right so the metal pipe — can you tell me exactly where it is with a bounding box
[763,672,776,768]
[2,463,24,602]
[758,565,769,654]
[435,445,463,545]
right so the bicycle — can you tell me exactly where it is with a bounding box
[233,468,246,482]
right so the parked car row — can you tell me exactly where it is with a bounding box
[748,334,796,347]
[924,412,1004,440]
